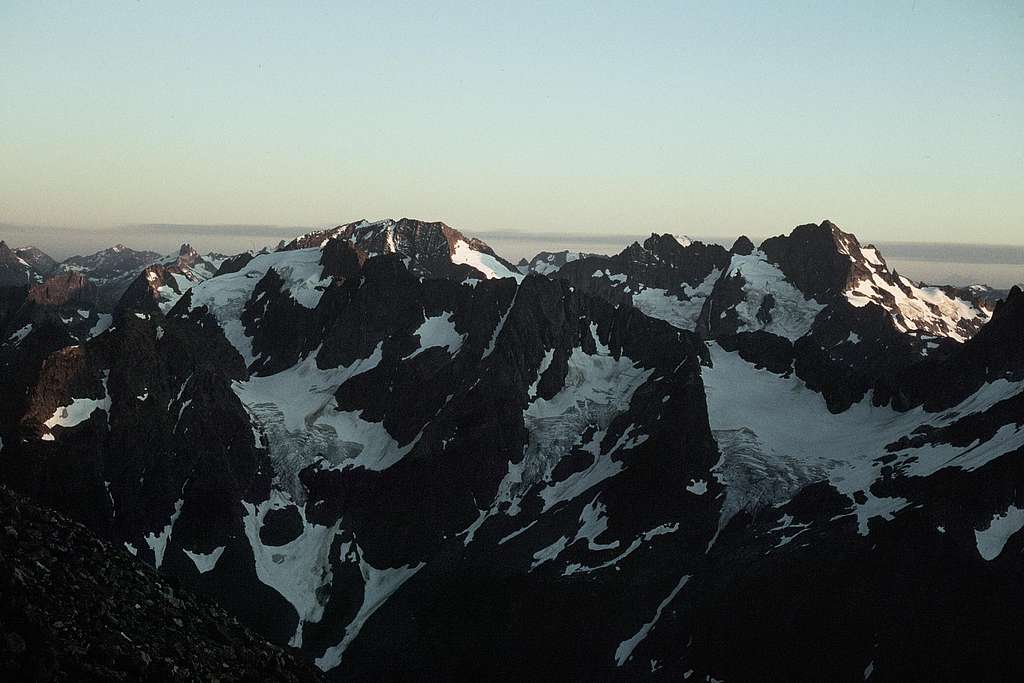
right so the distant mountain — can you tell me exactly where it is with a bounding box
[117,243,224,313]
[758,220,988,341]
[1,218,1022,680]
[59,244,162,310]
[14,246,59,279]
[62,243,161,280]
[286,218,522,282]
[0,241,47,287]
[53,243,226,312]
[534,221,994,412]
[940,282,1012,308]
[552,232,740,331]
[517,250,599,276]
[537,222,990,343]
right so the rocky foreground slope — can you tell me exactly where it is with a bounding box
[0,485,320,682]
[0,218,1022,680]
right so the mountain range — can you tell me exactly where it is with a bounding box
[1,218,1022,680]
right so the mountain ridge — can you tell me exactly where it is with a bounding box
[1,218,1022,679]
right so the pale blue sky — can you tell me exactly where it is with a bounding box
[2,1,1022,247]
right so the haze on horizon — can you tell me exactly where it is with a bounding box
[2,2,1022,254]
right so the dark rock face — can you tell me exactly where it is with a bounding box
[677,448,1024,682]
[698,268,749,338]
[4,308,256,537]
[259,506,304,546]
[717,330,794,374]
[241,266,319,375]
[609,233,731,293]
[215,251,256,276]
[760,220,858,301]
[115,265,169,313]
[0,485,321,682]
[27,273,97,307]
[0,313,78,445]
[318,240,366,281]
[0,269,112,440]
[0,285,28,332]
[730,235,755,255]
[793,301,933,413]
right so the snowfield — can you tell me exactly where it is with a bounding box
[185,246,331,365]
[722,251,825,340]
[703,344,1024,536]
[230,343,414,498]
[630,268,720,331]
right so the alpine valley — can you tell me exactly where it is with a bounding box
[1,218,1022,680]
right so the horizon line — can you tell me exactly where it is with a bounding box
[3,220,1024,251]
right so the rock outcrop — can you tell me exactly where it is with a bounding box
[0,484,321,681]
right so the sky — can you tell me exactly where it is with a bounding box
[2,1,1022,256]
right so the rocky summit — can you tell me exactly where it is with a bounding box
[0,218,1021,680]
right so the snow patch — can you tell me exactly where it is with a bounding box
[631,268,720,332]
[406,311,464,359]
[184,546,225,573]
[8,324,32,344]
[528,349,555,399]
[532,495,619,570]
[144,498,184,569]
[724,251,824,340]
[451,240,522,281]
[43,371,111,435]
[614,575,690,666]
[686,479,708,495]
[242,494,339,646]
[482,286,518,359]
[563,522,678,575]
[975,506,1024,561]
[314,550,424,671]
[458,508,490,546]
